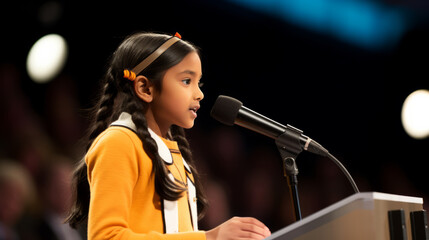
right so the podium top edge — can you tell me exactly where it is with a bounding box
[367,192,423,204]
[266,192,423,240]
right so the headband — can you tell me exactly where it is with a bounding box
[124,32,182,81]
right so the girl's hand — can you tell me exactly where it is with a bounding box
[206,217,271,240]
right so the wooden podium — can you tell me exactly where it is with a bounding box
[267,192,427,240]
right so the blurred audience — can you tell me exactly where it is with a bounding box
[35,158,83,240]
[0,160,35,240]
[199,179,231,229]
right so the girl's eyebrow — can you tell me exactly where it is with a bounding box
[180,70,202,79]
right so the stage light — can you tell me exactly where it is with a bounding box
[401,89,429,139]
[26,34,68,84]
[226,0,407,50]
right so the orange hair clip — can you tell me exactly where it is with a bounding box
[123,69,136,81]
[174,32,182,39]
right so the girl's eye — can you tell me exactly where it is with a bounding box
[198,82,204,88]
[182,79,191,85]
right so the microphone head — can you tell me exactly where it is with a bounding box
[210,95,243,126]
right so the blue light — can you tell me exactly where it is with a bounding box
[228,0,407,50]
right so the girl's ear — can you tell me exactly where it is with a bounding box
[133,76,154,103]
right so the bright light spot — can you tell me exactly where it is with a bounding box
[401,89,429,139]
[26,34,68,83]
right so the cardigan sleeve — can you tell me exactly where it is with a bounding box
[86,128,206,240]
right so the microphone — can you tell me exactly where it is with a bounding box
[210,95,360,194]
[210,95,328,156]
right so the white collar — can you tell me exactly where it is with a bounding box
[110,112,173,164]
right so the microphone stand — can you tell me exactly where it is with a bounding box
[275,125,304,222]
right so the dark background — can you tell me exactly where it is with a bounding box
[1,0,429,236]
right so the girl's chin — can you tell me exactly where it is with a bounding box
[180,121,195,130]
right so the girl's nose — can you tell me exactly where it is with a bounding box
[195,86,204,101]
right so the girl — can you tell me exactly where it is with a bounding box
[66,32,271,240]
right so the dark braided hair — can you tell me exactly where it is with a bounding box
[66,32,208,228]
[171,125,208,216]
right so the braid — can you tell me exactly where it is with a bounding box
[171,125,208,219]
[170,126,192,160]
[66,67,118,228]
[87,68,118,148]
[125,92,187,200]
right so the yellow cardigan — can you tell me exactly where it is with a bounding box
[86,113,206,240]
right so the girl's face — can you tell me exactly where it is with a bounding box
[148,51,204,137]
